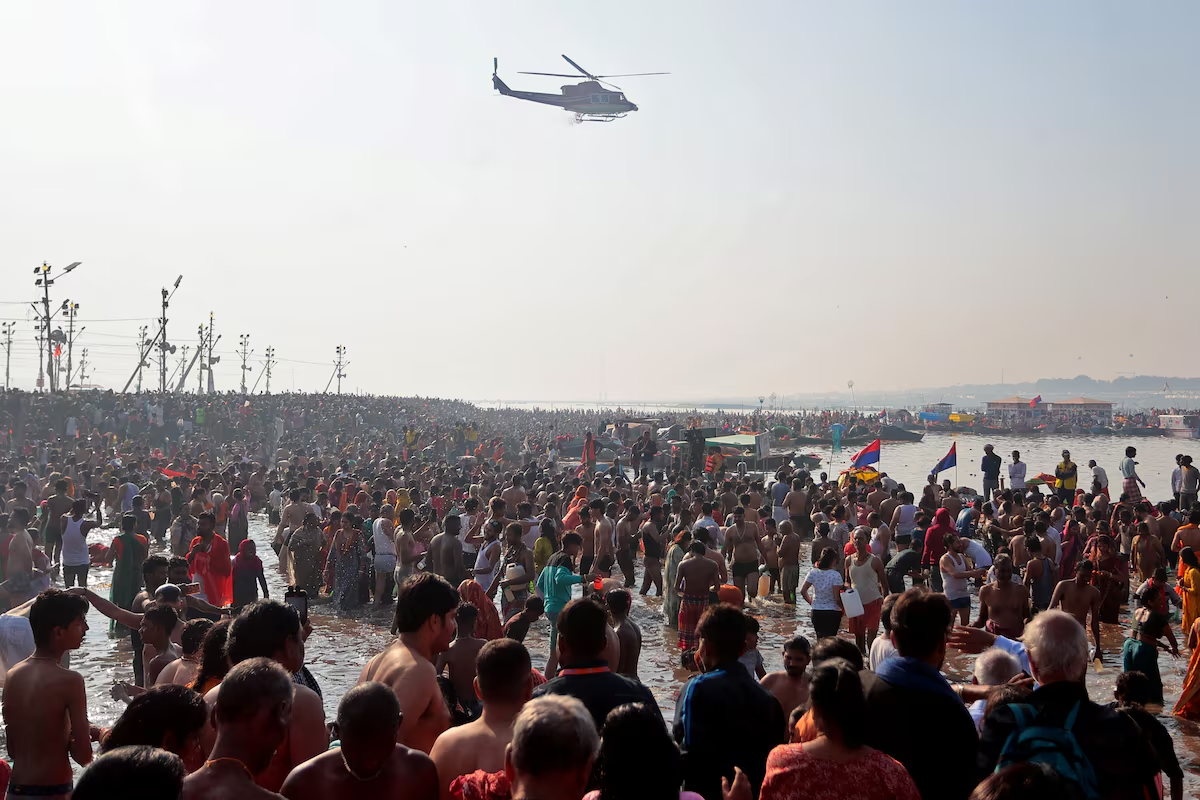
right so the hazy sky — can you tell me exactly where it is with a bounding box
[2,2,1197,401]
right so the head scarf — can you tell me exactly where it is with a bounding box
[458,579,503,640]
[232,539,262,576]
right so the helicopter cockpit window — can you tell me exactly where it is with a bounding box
[590,93,601,104]
[600,94,611,104]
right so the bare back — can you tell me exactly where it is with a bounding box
[2,659,90,791]
[359,641,450,754]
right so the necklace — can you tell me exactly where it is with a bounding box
[205,757,254,781]
[340,749,385,782]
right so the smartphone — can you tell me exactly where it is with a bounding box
[182,583,202,596]
[285,587,309,625]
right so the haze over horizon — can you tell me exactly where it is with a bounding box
[2,2,1197,399]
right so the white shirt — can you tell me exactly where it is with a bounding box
[868,635,899,671]
[268,490,282,511]
[1008,461,1026,490]
[1092,465,1109,489]
[1173,467,1184,494]
[963,538,993,569]
[694,516,722,547]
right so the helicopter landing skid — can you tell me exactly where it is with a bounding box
[573,113,627,123]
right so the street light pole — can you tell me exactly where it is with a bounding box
[1,322,13,390]
[157,276,183,395]
[33,261,80,393]
[62,300,79,389]
[238,334,252,394]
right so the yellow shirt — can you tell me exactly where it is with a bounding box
[1055,460,1078,490]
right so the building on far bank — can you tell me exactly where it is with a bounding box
[1048,397,1114,421]
[985,397,1040,420]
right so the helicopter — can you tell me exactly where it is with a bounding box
[492,54,668,122]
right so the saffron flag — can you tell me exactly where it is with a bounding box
[850,439,881,468]
[1029,395,1042,407]
[930,442,957,476]
[54,344,62,358]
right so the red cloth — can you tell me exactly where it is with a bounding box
[921,509,954,567]
[458,579,503,640]
[188,534,232,607]
[760,744,920,800]
[450,770,511,800]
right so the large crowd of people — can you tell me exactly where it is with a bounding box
[0,387,1197,800]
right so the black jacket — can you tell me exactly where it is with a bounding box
[673,661,786,800]
[534,660,658,732]
[860,668,979,800]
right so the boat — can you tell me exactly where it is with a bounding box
[1115,426,1166,437]
[1160,415,1200,439]
[879,425,924,442]
[1088,426,1114,435]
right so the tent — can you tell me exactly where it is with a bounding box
[838,467,881,488]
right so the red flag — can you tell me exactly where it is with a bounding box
[1029,395,1042,407]
[54,344,62,358]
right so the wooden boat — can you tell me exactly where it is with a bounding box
[879,425,924,442]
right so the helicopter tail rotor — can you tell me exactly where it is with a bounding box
[492,58,511,95]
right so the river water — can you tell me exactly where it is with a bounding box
[11,432,1200,795]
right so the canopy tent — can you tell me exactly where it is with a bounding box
[838,467,881,488]
[704,434,758,448]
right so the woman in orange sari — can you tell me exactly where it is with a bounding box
[1174,617,1200,719]
[458,579,503,640]
[187,512,232,607]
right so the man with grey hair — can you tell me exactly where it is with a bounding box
[978,611,1161,800]
[967,649,1021,730]
[503,695,598,800]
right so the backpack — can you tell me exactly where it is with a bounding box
[995,701,1099,800]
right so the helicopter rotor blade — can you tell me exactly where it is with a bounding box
[561,54,594,78]
[592,72,671,78]
[517,72,585,77]
[598,79,623,91]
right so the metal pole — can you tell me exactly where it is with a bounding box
[159,287,169,394]
[264,347,275,395]
[239,334,251,394]
[40,263,53,393]
[123,326,163,394]
[64,302,78,389]
[1,322,12,390]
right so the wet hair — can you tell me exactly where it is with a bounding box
[154,584,183,605]
[970,762,1066,800]
[191,619,231,692]
[215,657,294,725]
[476,639,532,704]
[811,636,863,671]
[605,589,631,616]
[337,681,401,741]
[103,684,207,755]
[695,604,747,663]
[890,588,951,660]
[783,635,811,655]
[455,603,479,630]
[226,599,300,664]
[29,589,89,648]
[809,658,866,747]
[557,599,609,660]
[816,546,838,570]
[394,573,460,633]
[73,745,185,800]
[180,618,213,657]
[142,604,179,636]
[510,696,598,778]
[1114,670,1154,706]
[594,702,682,800]
[982,683,1031,727]
[561,532,582,549]
[689,541,706,555]
[141,555,170,580]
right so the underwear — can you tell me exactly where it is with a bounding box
[732,560,759,579]
[7,784,73,797]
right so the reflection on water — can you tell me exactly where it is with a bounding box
[10,510,1200,795]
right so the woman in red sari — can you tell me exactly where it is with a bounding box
[458,579,503,640]
[188,511,232,607]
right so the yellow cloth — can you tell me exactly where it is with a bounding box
[1183,567,1200,636]
[1055,460,1078,490]
[533,536,555,576]
[1174,623,1200,720]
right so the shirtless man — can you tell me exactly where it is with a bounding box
[140,604,182,685]
[606,589,642,680]
[760,518,780,594]
[500,476,527,514]
[722,507,762,600]
[760,635,811,721]
[429,639,533,799]
[183,658,295,800]
[614,505,641,588]
[1132,522,1166,584]
[156,618,211,687]
[275,488,307,556]
[694,529,728,585]
[638,506,666,596]
[1049,559,1103,655]
[2,589,93,800]
[1172,507,1200,569]
[428,514,467,586]
[205,599,329,793]
[592,500,615,570]
[867,482,887,513]
[782,479,810,539]
[1009,520,1034,569]
[359,574,458,754]
[674,541,722,648]
[436,604,486,717]
[282,681,438,800]
[778,520,802,604]
[42,479,75,568]
[972,556,1030,639]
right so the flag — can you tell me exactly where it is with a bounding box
[878,410,887,418]
[850,439,881,468]
[930,442,957,476]
[54,344,62,358]
[1029,395,1042,407]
